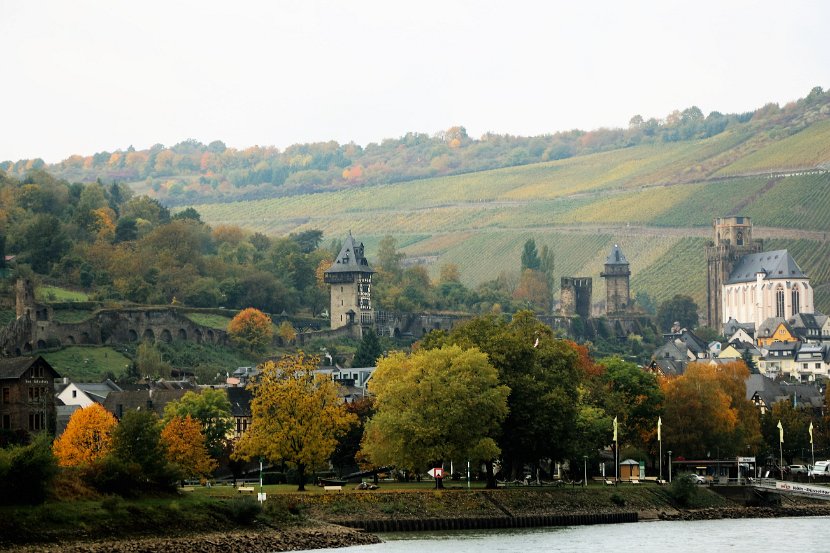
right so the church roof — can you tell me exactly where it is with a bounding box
[325,233,374,275]
[604,244,628,266]
[726,249,807,284]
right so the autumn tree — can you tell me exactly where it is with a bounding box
[277,320,297,345]
[513,268,551,312]
[228,307,274,352]
[163,389,233,459]
[52,404,118,467]
[661,361,760,459]
[161,415,217,480]
[234,353,357,491]
[361,345,508,485]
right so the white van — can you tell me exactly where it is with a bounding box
[809,460,830,477]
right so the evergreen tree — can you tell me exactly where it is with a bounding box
[521,238,540,271]
[741,348,759,374]
[352,329,383,367]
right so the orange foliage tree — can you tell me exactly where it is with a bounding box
[661,361,760,459]
[52,404,118,467]
[227,307,273,352]
[161,415,217,480]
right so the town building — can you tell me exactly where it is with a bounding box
[0,356,60,437]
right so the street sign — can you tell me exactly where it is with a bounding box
[737,456,755,463]
[428,467,444,479]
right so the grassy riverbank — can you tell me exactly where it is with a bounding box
[5,483,828,552]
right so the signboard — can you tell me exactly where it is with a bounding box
[737,457,756,463]
[775,481,830,499]
[428,467,444,479]
[257,492,267,503]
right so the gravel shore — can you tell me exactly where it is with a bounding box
[1,524,382,553]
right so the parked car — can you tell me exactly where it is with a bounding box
[789,465,809,475]
[810,461,830,477]
[685,474,706,484]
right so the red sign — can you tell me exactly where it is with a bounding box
[428,467,444,479]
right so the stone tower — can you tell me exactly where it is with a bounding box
[705,216,763,327]
[323,233,374,330]
[15,279,35,319]
[559,277,592,319]
[600,244,630,315]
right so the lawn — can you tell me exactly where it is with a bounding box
[41,346,132,381]
[185,312,234,330]
[35,285,90,302]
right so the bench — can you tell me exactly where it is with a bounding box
[324,485,343,492]
[237,486,255,493]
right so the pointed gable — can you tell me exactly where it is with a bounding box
[324,233,374,278]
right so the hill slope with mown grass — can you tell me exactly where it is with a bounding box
[187,147,830,317]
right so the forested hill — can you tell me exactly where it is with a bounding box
[2,87,830,206]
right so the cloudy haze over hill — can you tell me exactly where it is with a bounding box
[1,0,828,163]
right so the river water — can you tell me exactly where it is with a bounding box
[294,517,829,553]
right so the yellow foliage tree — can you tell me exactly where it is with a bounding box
[161,415,217,480]
[52,404,118,467]
[234,353,357,491]
[227,307,274,352]
[278,320,297,345]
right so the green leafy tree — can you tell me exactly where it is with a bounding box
[361,345,509,487]
[109,410,174,490]
[656,294,699,332]
[163,389,233,459]
[352,329,383,367]
[234,353,357,491]
[135,341,172,378]
[429,311,583,480]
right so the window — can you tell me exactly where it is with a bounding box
[72,390,77,398]
[28,412,44,431]
[776,288,785,318]
[1,387,8,404]
[817,363,822,370]
[736,231,744,246]
[1,414,9,430]
[792,288,800,316]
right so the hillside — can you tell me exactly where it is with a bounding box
[187,142,830,316]
[2,87,830,322]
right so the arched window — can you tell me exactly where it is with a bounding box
[776,287,785,318]
[736,231,744,246]
[792,286,800,316]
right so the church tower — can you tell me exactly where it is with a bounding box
[601,244,630,315]
[705,216,763,327]
[324,233,374,330]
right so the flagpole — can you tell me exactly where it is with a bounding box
[658,417,662,483]
[777,420,784,480]
[810,422,815,480]
[613,416,619,483]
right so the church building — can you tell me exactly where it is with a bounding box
[707,216,814,330]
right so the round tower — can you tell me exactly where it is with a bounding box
[600,244,630,315]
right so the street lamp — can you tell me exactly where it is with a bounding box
[583,456,588,488]
[668,451,672,483]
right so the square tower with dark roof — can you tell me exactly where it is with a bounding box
[705,216,763,327]
[324,233,374,330]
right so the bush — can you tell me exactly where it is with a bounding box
[667,473,698,506]
[610,493,626,507]
[223,496,262,525]
[0,433,57,505]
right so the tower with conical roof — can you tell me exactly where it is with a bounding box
[323,233,374,330]
[600,244,630,315]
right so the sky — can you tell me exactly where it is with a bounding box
[1,0,828,163]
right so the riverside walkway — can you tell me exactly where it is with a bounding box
[750,478,830,501]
